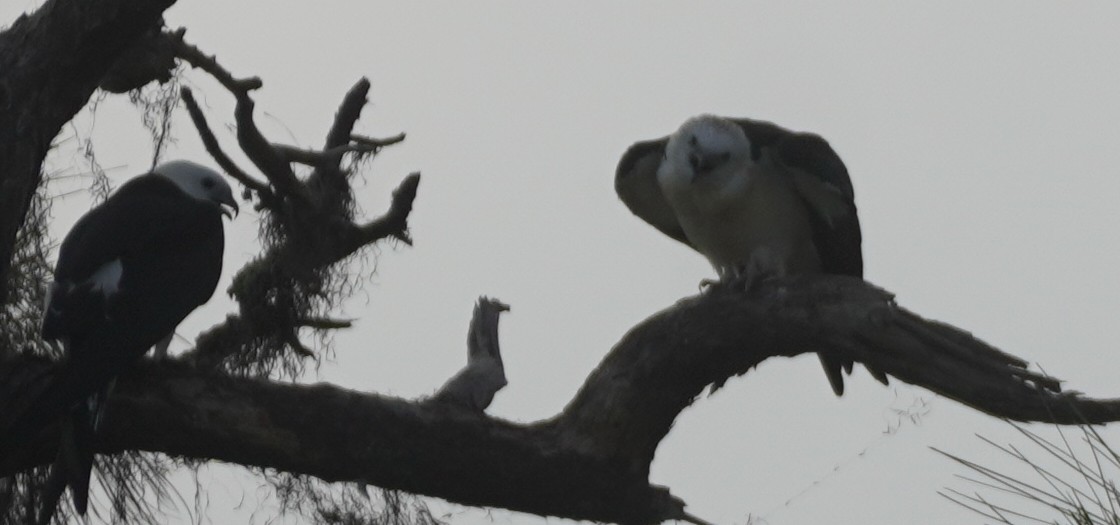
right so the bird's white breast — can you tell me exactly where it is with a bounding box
[662,161,821,276]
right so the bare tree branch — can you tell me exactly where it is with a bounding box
[275,141,401,169]
[2,276,1116,524]
[351,133,407,149]
[172,36,308,204]
[184,171,419,371]
[231,89,309,203]
[349,172,419,248]
[273,144,343,167]
[431,297,510,412]
[169,36,261,96]
[306,78,367,218]
[170,42,418,374]
[178,87,271,195]
[294,317,354,330]
[324,78,370,151]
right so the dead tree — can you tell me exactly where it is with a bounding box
[2,2,1120,525]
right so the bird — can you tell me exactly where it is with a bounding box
[615,115,879,396]
[3,160,237,523]
[432,297,510,412]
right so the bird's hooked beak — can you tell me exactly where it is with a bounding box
[688,150,731,179]
[220,196,239,219]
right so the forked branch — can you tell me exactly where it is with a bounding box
[166,34,417,373]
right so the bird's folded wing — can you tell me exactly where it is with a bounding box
[772,132,864,277]
[44,177,221,341]
[615,137,695,248]
[53,177,214,284]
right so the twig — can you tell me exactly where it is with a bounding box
[295,317,354,330]
[179,87,271,195]
[173,34,308,205]
[171,36,262,95]
[351,173,420,248]
[282,331,315,359]
[231,87,309,204]
[274,143,383,168]
[308,79,371,198]
[324,78,370,150]
[350,133,407,149]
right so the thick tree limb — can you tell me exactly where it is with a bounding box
[3,276,1117,524]
[98,25,180,94]
[0,0,176,305]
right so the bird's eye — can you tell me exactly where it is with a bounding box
[202,177,216,189]
[688,135,699,147]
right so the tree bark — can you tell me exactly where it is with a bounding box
[2,276,1115,524]
[0,0,176,306]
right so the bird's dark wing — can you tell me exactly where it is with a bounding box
[772,132,863,277]
[51,175,224,357]
[731,118,862,276]
[733,120,865,395]
[775,133,864,395]
[43,175,223,343]
[615,137,695,248]
[730,118,793,160]
[50,175,214,283]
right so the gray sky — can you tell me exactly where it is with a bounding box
[5,2,1120,524]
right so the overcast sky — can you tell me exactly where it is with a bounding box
[5,2,1120,524]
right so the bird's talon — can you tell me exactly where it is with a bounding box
[698,278,720,292]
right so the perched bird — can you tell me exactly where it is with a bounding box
[433,297,510,412]
[5,160,237,523]
[616,115,877,396]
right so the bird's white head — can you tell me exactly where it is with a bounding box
[661,115,752,185]
[153,160,239,218]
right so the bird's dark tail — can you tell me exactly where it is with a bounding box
[0,353,121,471]
[66,393,101,515]
[818,353,853,396]
[35,388,105,525]
[37,466,67,525]
[818,352,890,396]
